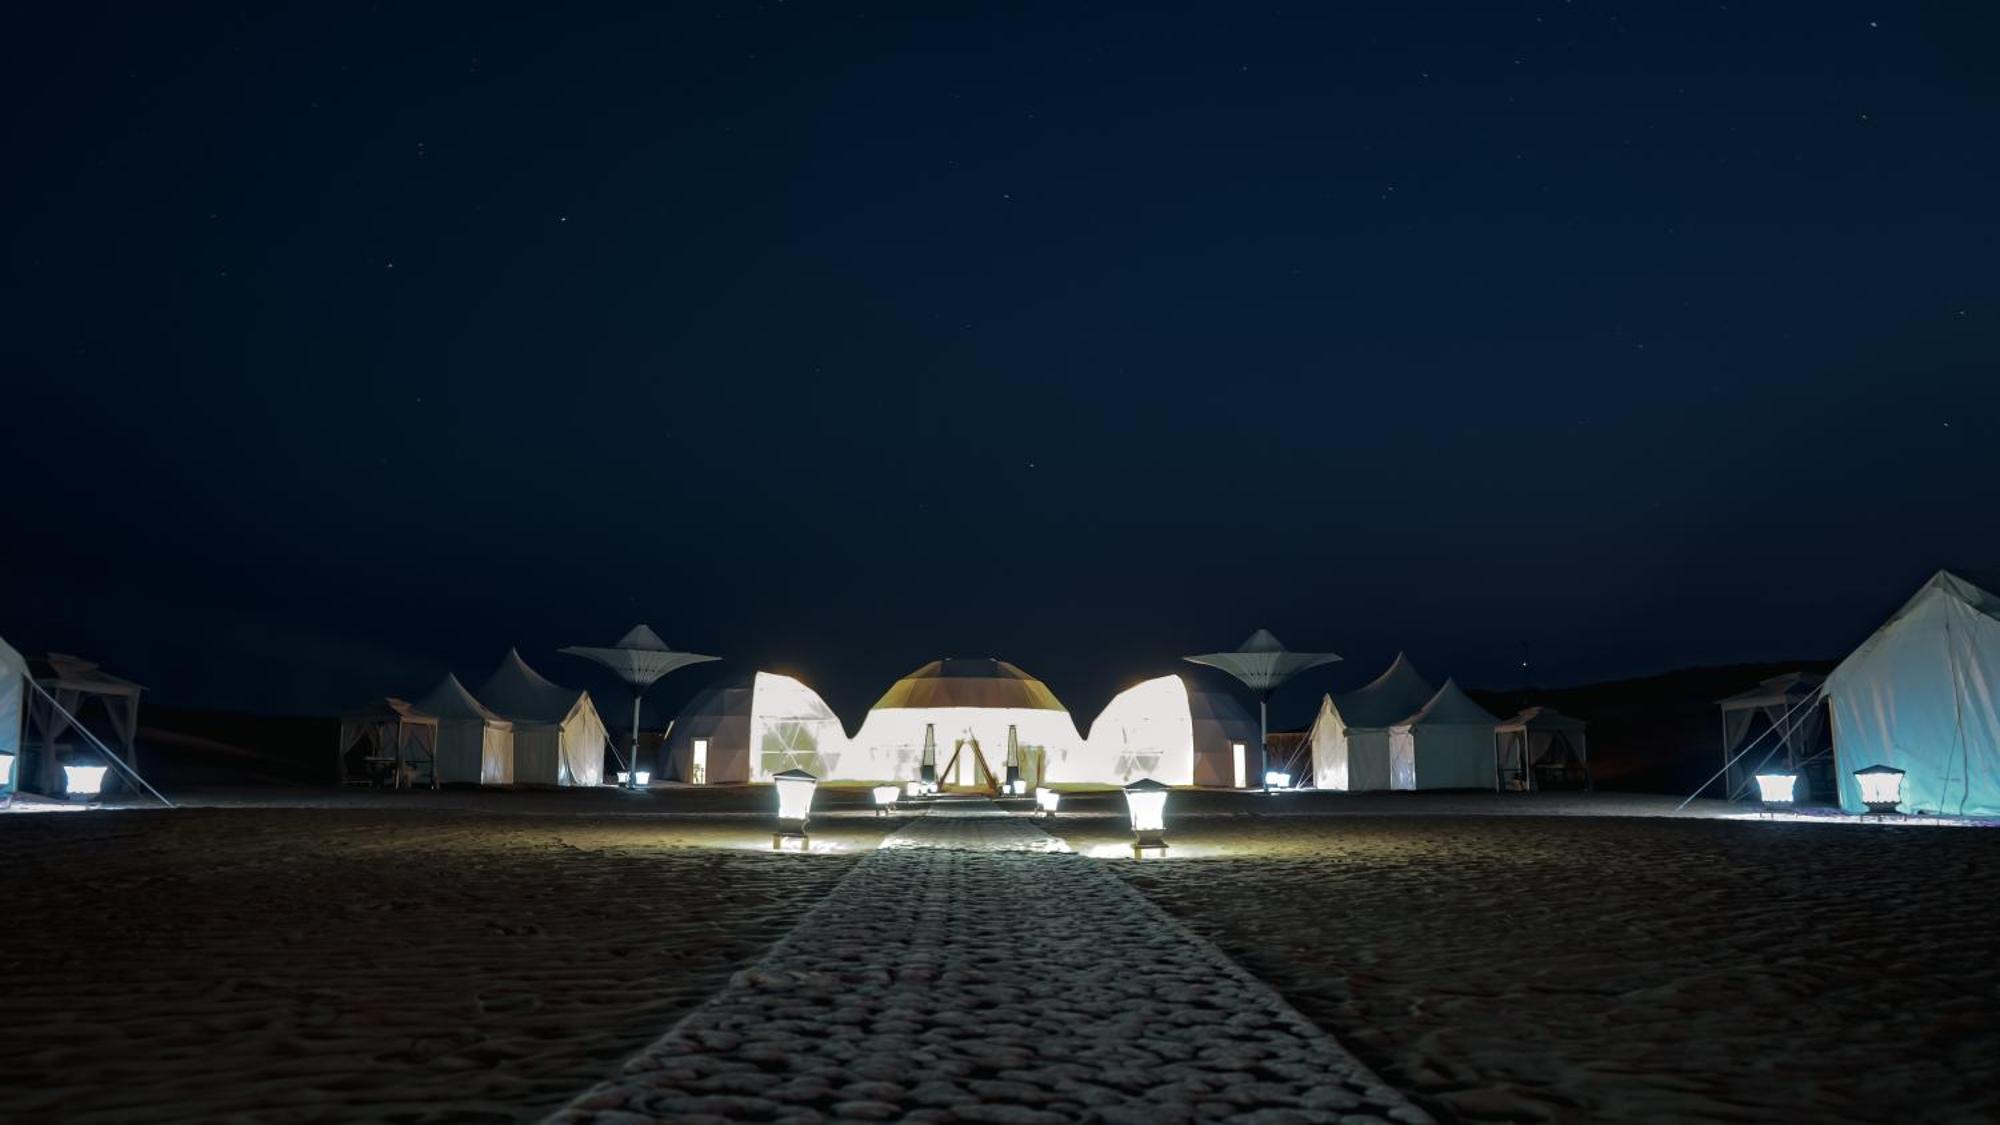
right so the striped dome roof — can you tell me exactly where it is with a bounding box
[870,658,1067,712]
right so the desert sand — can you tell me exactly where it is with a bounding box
[0,791,888,1124]
[1047,793,2000,1123]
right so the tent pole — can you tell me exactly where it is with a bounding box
[630,693,643,790]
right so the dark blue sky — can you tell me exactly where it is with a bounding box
[4,2,1997,728]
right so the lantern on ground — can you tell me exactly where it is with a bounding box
[0,750,15,808]
[1124,777,1170,857]
[872,784,901,816]
[1854,764,1906,815]
[1263,770,1293,790]
[1008,778,1028,797]
[1753,770,1798,807]
[1035,786,1060,818]
[64,763,110,800]
[614,770,653,787]
[772,768,818,849]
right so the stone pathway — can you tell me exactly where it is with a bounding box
[547,798,1427,1124]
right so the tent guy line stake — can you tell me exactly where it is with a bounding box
[26,677,174,808]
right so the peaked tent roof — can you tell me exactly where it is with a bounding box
[1397,678,1500,729]
[1184,629,1342,695]
[1496,706,1588,733]
[559,624,720,689]
[872,658,1067,712]
[33,653,144,696]
[1328,652,1437,729]
[1832,570,2000,686]
[417,672,511,726]
[477,648,587,725]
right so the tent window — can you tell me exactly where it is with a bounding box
[692,738,708,785]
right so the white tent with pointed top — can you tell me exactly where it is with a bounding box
[1826,570,2000,817]
[1388,678,1501,790]
[476,649,608,787]
[417,672,514,785]
[1310,653,1437,791]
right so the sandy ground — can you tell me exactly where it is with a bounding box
[0,790,890,1124]
[1048,801,2000,1124]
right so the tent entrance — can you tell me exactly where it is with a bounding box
[939,735,999,794]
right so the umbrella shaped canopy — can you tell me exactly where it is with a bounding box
[1183,629,1342,696]
[560,624,719,690]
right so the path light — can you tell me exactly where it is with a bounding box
[772,768,818,849]
[1263,770,1293,790]
[1035,786,1060,819]
[1753,770,1798,808]
[614,770,652,786]
[64,763,110,800]
[872,784,901,816]
[904,779,925,800]
[1008,778,1028,797]
[1124,777,1170,857]
[1854,764,1906,815]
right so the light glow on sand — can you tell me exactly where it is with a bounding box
[63,764,109,798]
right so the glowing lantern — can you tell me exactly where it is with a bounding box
[1035,786,1060,818]
[614,770,652,787]
[772,768,818,848]
[1008,778,1028,797]
[1753,770,1798,806]
[0,751,14,789]
[1263,770,1293,790]
[64,764,110,799]
[904,779,925,800]
[872,784,901,815]
[1124,777,1170,856]
[1854,764,1906,814]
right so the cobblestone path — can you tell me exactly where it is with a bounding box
[547,798,1427,1124]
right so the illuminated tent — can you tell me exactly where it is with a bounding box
[417,673,514,785]
[0,635,24,801]
[1494,706,1590,791]
[338,698,439,788]
[476,649,608,787]
[661,671,848,784]
[1826,570,2000,816]
[851,659,1081,786]
[1310,653,1436,791]
[1387,678,1500,789]
[1085,674,1261,787]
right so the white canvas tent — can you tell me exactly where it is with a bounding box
[1494,707,1590,791]
[1388,678,1500,789]
[417,673,514,785]
[0,635,24,800]
[1310,653,1436,791]
[1826,570,2000,816]
[476,649,608,787]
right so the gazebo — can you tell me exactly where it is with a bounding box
[337,698,440,789]
[1717,672,1828,801]
[24,653,145,795]
[1493,706,1591,791]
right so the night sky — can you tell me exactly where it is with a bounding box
[5,3,1997,729]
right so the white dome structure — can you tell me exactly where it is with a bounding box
[662,671,848,784]
[848,659,1083,789]
[1083,674,1262,787]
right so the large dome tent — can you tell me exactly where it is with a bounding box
[661,671,848,784]
[849,658,1082,787]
